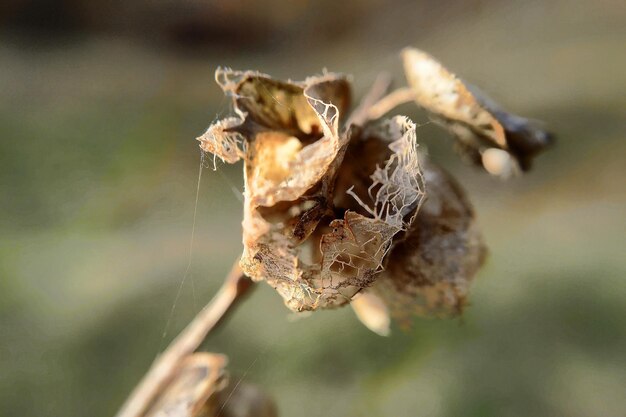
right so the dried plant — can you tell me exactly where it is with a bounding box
[116,47,551,417]
[401,48,552,178]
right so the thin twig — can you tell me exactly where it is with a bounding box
[346,72,392,127]
[367,87,415,121]
[115,261,253,417]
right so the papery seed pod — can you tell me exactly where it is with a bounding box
[402,47,552,178]
[198,69,425,312]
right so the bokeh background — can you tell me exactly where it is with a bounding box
[1,1,625,416]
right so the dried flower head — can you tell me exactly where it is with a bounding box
[198,69,425,313]
[118,48,551,417]
[197,49,549,334]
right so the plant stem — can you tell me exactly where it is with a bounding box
[115,261,253,417]
[367,87,415,121]
[346,72,392,127]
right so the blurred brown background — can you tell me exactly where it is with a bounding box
[1,1,625,416]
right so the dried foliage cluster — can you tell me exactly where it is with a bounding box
[116,48,550,417]
[198,48,550,334]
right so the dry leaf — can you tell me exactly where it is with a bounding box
[402,47,552,178]
[195,50,551,331]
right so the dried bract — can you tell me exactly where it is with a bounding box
[402,48,552,178]
[197,48,550,333]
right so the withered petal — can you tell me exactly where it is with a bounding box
[216,68,319,137]
[199,69,352,207]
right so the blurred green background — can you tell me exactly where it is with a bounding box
[1,1,625,416]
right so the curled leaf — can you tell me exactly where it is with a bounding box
[402,47,552,177]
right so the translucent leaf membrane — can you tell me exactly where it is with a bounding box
[198,69,425,312]
[368,161,487,326]
[402,47,552,178]
[347,116,425,230]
